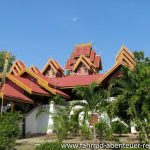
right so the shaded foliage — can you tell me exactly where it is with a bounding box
[0,112,21,150]
[108,51,150,143]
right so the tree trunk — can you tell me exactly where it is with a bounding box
[93,123,96,142]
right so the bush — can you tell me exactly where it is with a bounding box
[35,142,77,150]
[80,125,92,140]
[95,120,113,141]
[0,112,21,150]
[111,121,128,134]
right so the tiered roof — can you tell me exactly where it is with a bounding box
[0,44,135,105]
[65,43,102,73]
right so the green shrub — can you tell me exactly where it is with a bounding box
[111,121,128,134]
[0,112,21,150]
[95,120,113,141]
[80,125,92,140]
[35,142,77,150]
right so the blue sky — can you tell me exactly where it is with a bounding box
[0,0,150,73]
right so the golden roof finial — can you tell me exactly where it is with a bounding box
[5,51,10,59]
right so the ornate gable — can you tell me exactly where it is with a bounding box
[65,43,102,75]
[116,45,135,69]
[9,60,26,75]
[42,58,65,78]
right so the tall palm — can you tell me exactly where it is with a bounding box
[72,82,108,141]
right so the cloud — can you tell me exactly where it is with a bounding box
[71,17,79,22]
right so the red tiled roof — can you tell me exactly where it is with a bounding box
[90,50,96,62]
[48,74,104,88]
[65,43,102,71]
[65,58,72,70]
[0,83,33,103]
[18,69,70,98]
[12,75,50,96]
[30,66,42,75]
[94,56,100,68]
[74,46,91,57]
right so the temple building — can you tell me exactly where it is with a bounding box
[65,43,102,75]
[0,43,135,136]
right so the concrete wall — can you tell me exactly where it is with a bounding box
[25,102,54,136]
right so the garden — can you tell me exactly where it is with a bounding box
[0,51,149,150]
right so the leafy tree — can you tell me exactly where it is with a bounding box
[0,50,15,72]
[72,82,108,141]
[108,51,150,143]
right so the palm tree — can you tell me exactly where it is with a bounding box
[72,82,108,141]
[36,95,71,142]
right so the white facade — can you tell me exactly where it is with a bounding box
[25,102,55,136]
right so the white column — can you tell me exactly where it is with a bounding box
[47,101,55,134]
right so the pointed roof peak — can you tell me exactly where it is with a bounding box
[9,60,26,75]
[115,45,135,69]
[120,44,128,51]
[116,45,134,60]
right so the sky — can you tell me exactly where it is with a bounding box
[0,0,150,73]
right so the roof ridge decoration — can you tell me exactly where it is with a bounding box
[9,60,26,75]
[115,45,135,69]
[75,42,92,47]
[42,58,65,77]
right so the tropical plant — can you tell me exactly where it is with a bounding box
[0,112,21,150]
[0,51,15,72]
[52,106,71,142]
[69,112,80,136]
[95,120,113,142]
[111,121,128,135]
[36,95,72,142]
[79,124,92,140]
[108,51,150,143]
[72,82,108,141]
